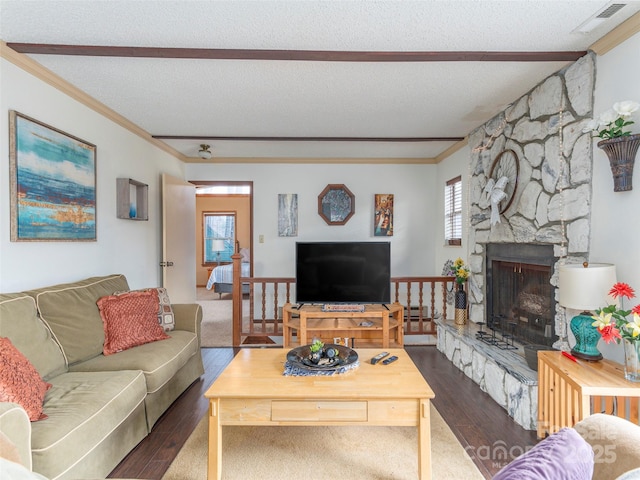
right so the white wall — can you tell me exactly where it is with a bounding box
[0,58,185,292]
[589,31,640,362]
[433,144,470,272]
[186,163,438,277]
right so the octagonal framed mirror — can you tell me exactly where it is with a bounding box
[317,184,355,225]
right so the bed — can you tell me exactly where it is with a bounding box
[206,248,251,296]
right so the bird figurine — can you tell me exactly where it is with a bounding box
[484,176,509,226]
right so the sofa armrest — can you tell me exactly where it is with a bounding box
[172,303,203,340]
[574,413,640,480]
[0,403,32,470]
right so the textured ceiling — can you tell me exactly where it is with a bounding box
[1,0,639,162]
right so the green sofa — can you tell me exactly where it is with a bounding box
[0,274,204,480]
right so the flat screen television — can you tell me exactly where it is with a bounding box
[295,241,391,305]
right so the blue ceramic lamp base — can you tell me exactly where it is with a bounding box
[570,312,603,361]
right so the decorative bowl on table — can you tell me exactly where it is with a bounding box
[287,343,358,372]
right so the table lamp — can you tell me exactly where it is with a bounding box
[558,262,616,361]
[212,239,225,266]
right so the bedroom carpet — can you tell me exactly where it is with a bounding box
[162,404,484,480]
[197,288,261,347]
[198,299,234,347]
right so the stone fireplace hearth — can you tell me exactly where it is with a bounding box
[437,52,597,430]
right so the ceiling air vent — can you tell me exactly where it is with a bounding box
[572,2,627,33]
[596,3,627,18]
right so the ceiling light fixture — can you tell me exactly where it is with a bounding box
[198,144,212,159]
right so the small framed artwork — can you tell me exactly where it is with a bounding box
[278,193,298,237]
[9,111,97,241]
[374,194,394,236]
[318,184,355,225]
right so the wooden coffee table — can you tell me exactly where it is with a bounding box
[205,348,435,479]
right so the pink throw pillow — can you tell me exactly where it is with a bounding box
[0,337,51,421]
[97,289,169,355]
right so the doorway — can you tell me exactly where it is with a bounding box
[190,181,253,347]
[190,181,253,288]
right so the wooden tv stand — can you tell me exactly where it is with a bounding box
[282,303,404,348]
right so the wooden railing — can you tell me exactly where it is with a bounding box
[391,276,456,336]
[231,253,295,346]
[230,254,457,346]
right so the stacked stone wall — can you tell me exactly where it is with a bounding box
[466,52,596,346]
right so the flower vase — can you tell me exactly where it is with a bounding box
[597,133,640,192]
[454,283,467,325]
[623,339,640,383]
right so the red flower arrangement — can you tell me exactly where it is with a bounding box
[591,282,640,344]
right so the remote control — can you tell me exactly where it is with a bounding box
[382,355,398,365]
[370,352,390,364]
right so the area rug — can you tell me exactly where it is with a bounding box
[162,404,484,480]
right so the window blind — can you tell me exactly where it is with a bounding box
[444,176,462,246]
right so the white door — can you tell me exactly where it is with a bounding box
[161,173,196,303]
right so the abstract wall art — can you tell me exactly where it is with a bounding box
[9,111,97,241]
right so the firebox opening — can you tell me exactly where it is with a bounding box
[486,244,557,348]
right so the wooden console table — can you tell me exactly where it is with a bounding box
[282,303,404,348]
[537,350,640,439]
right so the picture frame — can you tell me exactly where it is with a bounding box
[278,193,298,237]
[318,184,355,225]
[374,194,394,236]
[9,111,97,241]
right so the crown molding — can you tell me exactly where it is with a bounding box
[183,156,438,165]
[0,41,187,162]
[590,11,640,55]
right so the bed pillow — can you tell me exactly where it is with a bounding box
[240,248,250,263]
[0,337,51,422]
[97,289,169,355]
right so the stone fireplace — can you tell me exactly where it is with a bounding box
[436,52,597,430]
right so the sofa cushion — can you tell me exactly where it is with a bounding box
[493,427,593,480]
[68,330,199,394]
[574,413,640,480]
[97,289,169,355]
[0,338,52,422]
[31,370,147,480]
[27,274,129,366]
[0,294,66,380]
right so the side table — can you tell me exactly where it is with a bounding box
[537,350,640,438]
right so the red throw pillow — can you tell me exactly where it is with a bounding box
[0,337,52,421]
[97,289,169,355]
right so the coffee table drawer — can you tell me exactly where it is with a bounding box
[272,401,367,422]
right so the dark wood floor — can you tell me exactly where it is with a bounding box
[108,346,538,479]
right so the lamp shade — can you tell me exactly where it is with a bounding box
[198,144,212,159]
[558,263,616,311]
[212,239,225,253]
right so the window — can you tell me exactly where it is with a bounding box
[203,212,236,263]
[444,176,462,246]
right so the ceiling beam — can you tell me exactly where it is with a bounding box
[152,135,465,142]
[6,43,587,62]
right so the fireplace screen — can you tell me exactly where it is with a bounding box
[486,245,557,348]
